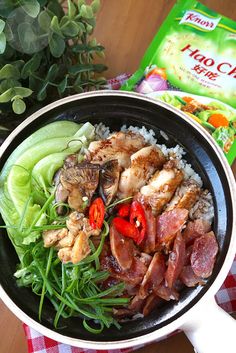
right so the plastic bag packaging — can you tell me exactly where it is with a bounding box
[122,0,236,164]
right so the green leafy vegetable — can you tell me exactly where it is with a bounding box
[0,0,107,133]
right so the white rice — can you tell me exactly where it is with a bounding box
[94,123,213,223]
[94,122,111,140]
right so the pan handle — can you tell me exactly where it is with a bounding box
[182,298,236,353]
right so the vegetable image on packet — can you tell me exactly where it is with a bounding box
[122,0,236,164]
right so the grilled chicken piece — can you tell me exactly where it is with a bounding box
[71,231,91,264]
[58,247,72,263]
[57,231,75,248]
[118,146,166,198]
[58,231,91,264]
[88,131,146,168]
[60,162,100,212]
[66,211,100,237]
[165,179,201,212]
[139,160,184,215]
[99,159,120,205]
[43,228,68,247]
[45,212,101,264]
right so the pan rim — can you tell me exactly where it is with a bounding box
[0,90,235,349]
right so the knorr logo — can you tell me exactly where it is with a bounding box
[180,10,221,31]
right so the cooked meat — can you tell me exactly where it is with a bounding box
[139,252,152,267]
[139,160,184,214]
[43,228,68,247]
[165,179,201,212]
[118,146,166,198]
[165,231,186,288]
[139,204,157,253]
[71,231,91,264]
[113,308,135,320]
[88,131,146,168]
[142,294,160,316]
[180,266,205,287]
[60,162,100,212]
[128,294,145,312]
[57,231,75,248]
[190,231,218,278]
[109,222,136,270]
[156,208,188,248]
[99,159,120,205]
[100,245,147,286]
[139,252,166,299]
[45,212,102,263]
[58,247,72,263]
[182,218,211,245]
[154,281,179,301]
[66,211,101,237]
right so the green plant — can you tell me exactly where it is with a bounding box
[0,0,107,118]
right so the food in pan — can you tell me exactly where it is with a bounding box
[0,120,218,333]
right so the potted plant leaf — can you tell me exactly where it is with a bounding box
[0,0,107,141]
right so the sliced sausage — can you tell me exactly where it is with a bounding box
[183,219,211,245]
[165,231,186,288]
[110,222,135,270]
[156,208,188,247]
[139,252,166,299]
[180,266,205,287]
[191,231,218,278]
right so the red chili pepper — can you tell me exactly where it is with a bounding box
[113,217,139,239]
[89,197,105,229]
[116,203,131,218]
[130,201,147,244]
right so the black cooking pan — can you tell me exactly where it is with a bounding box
[0,91,235,353]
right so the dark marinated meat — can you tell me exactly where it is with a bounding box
[165,231,186,288]
[142,294,160,316]
[99,159,120,205]
[113,308,135,320]
[183,219,211,245]
[110,222,136,270]
[154,281,179,301]
[89,131,146,168]
[139,252,166,299]
[180,266,205,287]
[100,247,147,286]
[165,179,201,212]
[140,160,184,215]
[139,205,157,253]
[60,162,100,211]
[118,146,166,198]
[184,245,193,266]
[128,294,145,312]
[156,208,188,247]
[139,252,152,267]
[191,231,218,278]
